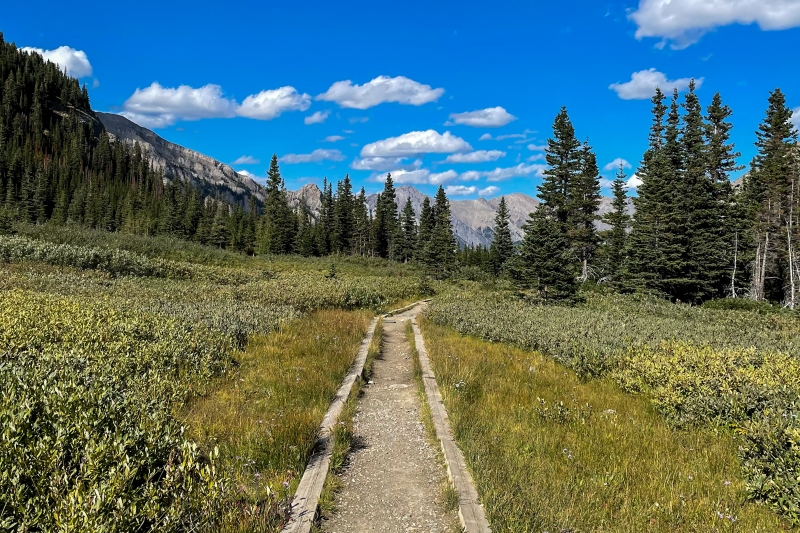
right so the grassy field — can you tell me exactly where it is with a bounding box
[419,317,791,532]
[426,288,800,527]
[0,225,427,531]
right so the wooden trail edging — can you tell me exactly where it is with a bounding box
[281,316,379,533]
[411,316,493,533]
[282,300,429,533]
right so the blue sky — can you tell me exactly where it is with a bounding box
[4,0,800,198]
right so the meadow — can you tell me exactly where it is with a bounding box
[0,225,426,531]
[426,287,800,527]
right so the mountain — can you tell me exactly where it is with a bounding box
[99,113,631,247]
[96,112,267,206]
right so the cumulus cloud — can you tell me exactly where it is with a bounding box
[446,185,478,196]
[792,107,800,130]
[238,86,312,119]
[377,168,457,186]
[527,143,547,151]
[630,0,800,49]
[324,135,345,143]
[122,83,237,126]
[281,149,345,164]
[479,133,493,141]
[360,130,471,158]
[458,164,546,183]
[603,158,632,171]
[625,174,644,189]
[444,150,506,164]
[448,107,516,128]
[479,186,501,197]
[232,155,260,165]
[236,169,257,178]
[120,83,311,127]
[304,110,330,125]
[22,46,93,78]
[351,157,415,171]
[609,69,702,100]
[318,76,444,109]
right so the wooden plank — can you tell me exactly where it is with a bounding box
[281,316,379,533]
[412,317,492,533]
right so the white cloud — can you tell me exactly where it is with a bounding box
[281,149,346,164]
[444,150,506,164]
[527,143,547,151]
[479,186,501,197]
[792,107,800,130]
[378,168,457,186]
[237,169,257,178]
[481,129,536,141]
[603,158,632,171]
[232,155,260,165]
[625,174,644,189]
[324,135,345,143]
[360,130,471,158]
[304,110,330,125]
[120,83,311,128]
[630,0,800,49]
[599,178,615,189]
[351,157,413,171]
[446,185,478,196]
[238,86,311,120]
[448,107,516,128]
[318,75,444,109]
[22,46,93,78]
[609,69,702,100]
[121,83,237,127]
[349,117,369,124]
[528,154,545,162]
[458,163,546,183]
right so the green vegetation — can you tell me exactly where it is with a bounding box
[0,222,428,531]
[427,288,800,524]
[418,316,788,532]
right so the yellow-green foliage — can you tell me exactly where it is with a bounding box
[418,317,788,532]
[427,289,800,524]
[0,289,233,531]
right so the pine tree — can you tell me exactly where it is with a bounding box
[743,89,799,304]
[599,165,630,283]
[372,174,398,259]
[704,91,744,298]
[416,196,434,263]
[260,155,293,254]
[353,187,370,256]
[517,206,577,302]
[540,107,581,223]
[569,140,601,280]
[424,186,457,276]
[398,198,417,263]
[489,196,515,275]
[333,175,355,254]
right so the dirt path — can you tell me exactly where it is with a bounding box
[321,305,458,533]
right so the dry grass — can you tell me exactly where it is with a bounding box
[418,316,791,533]
[182,309,373,531]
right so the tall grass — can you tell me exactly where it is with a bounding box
[418,317,789,532]
[182,309,374,531]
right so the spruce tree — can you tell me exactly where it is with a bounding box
[424,186,457,276]
[489,196,515,275]
[569,140,601,280]
[416,196,434,263]
[599,164,630,283]
[260,155,293,254]
[399,198,417,263]
[540,107,581,223]
[705,91,744,298]
[517,206,577,302]
[333,175,355,254]
[372,174,398,259]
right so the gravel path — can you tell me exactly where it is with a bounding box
[321,306,458,533]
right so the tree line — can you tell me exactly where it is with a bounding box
[478,83,798,306]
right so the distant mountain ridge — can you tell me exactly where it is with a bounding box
[100,113,630,247]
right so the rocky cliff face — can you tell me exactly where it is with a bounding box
[96,112,267,206]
